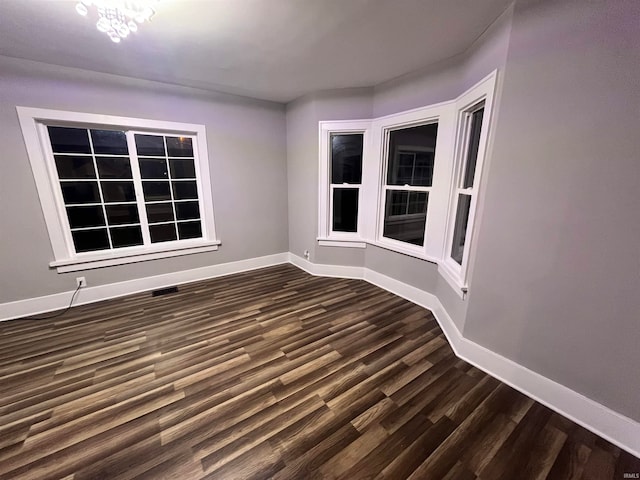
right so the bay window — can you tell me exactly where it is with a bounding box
[318,71,497,295]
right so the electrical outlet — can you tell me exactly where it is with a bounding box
[76,277,86,288]
[303,250,310,260]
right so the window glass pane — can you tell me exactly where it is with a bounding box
[383,190,428,246]
[150,223,177,243]
[110,225,143,248]
[139,158,169,179]
[392,153,415,185]
[143,181,171,201]
[146,203,174,223]
[135,134,166,156]
[388,190,408,216]
[175,201,200,221]
[331,134,363,184]
[178,221,202,240]
[413,152,434,187]
[407,192,428,215]
[332,188,358,232]
[172,181,198,200]
[169,159,196,179]
[48,127,91,154]
[71,229,110,252]
[105,204,139,225]
[90,130,128,155]
[166,136,193,157]
[61,182,100,204]
[66,205,105,228]
[96,157,132,179]
[463,107,484,189]
[55,156,95,179]
[101,182,136,202]
[387,123,438,186]
[451,194,472,265]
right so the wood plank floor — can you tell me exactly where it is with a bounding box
[0,264,637,480]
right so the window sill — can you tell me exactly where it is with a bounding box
[50,240,222,273]
[437,262,467,299]
[317,238,367,249]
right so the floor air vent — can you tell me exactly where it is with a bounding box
[152,286,178,297]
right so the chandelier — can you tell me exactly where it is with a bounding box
[75,1,158,43]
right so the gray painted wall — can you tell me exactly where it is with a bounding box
[0,56,288,303]
[465,0,640,421]
[365,245,438,293]
[286,88,372,267]
[372,6,513,118]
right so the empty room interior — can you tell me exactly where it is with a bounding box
[0,0,639,478]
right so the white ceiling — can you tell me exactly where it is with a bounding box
[0,0,512,103]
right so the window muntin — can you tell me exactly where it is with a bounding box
[381,123,438,247]
[330,133,363,234]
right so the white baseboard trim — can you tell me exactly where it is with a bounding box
[288,253,640,458]
[0,252,289,322]
[288,254,364,280]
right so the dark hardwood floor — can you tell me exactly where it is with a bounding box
[0,264,637,479]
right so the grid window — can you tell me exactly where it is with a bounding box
[49,126,142,253]
[46,126,203,254]
[134,134,202,243]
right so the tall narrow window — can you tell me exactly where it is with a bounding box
[330,133,363,233]
[382,123,438,246]
[450,104,484,265]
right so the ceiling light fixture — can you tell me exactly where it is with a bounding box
[75,1,158,43]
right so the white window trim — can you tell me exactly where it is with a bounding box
[317,120,371,247]
[317,70,498,297]
[372,101,456,262]
[17,107,220,273]
[440,71,498,293]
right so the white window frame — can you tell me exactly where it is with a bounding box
[372,102,456,262]
[17,107,220,273]
[317,120,371,248]
[439,71,497,293]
